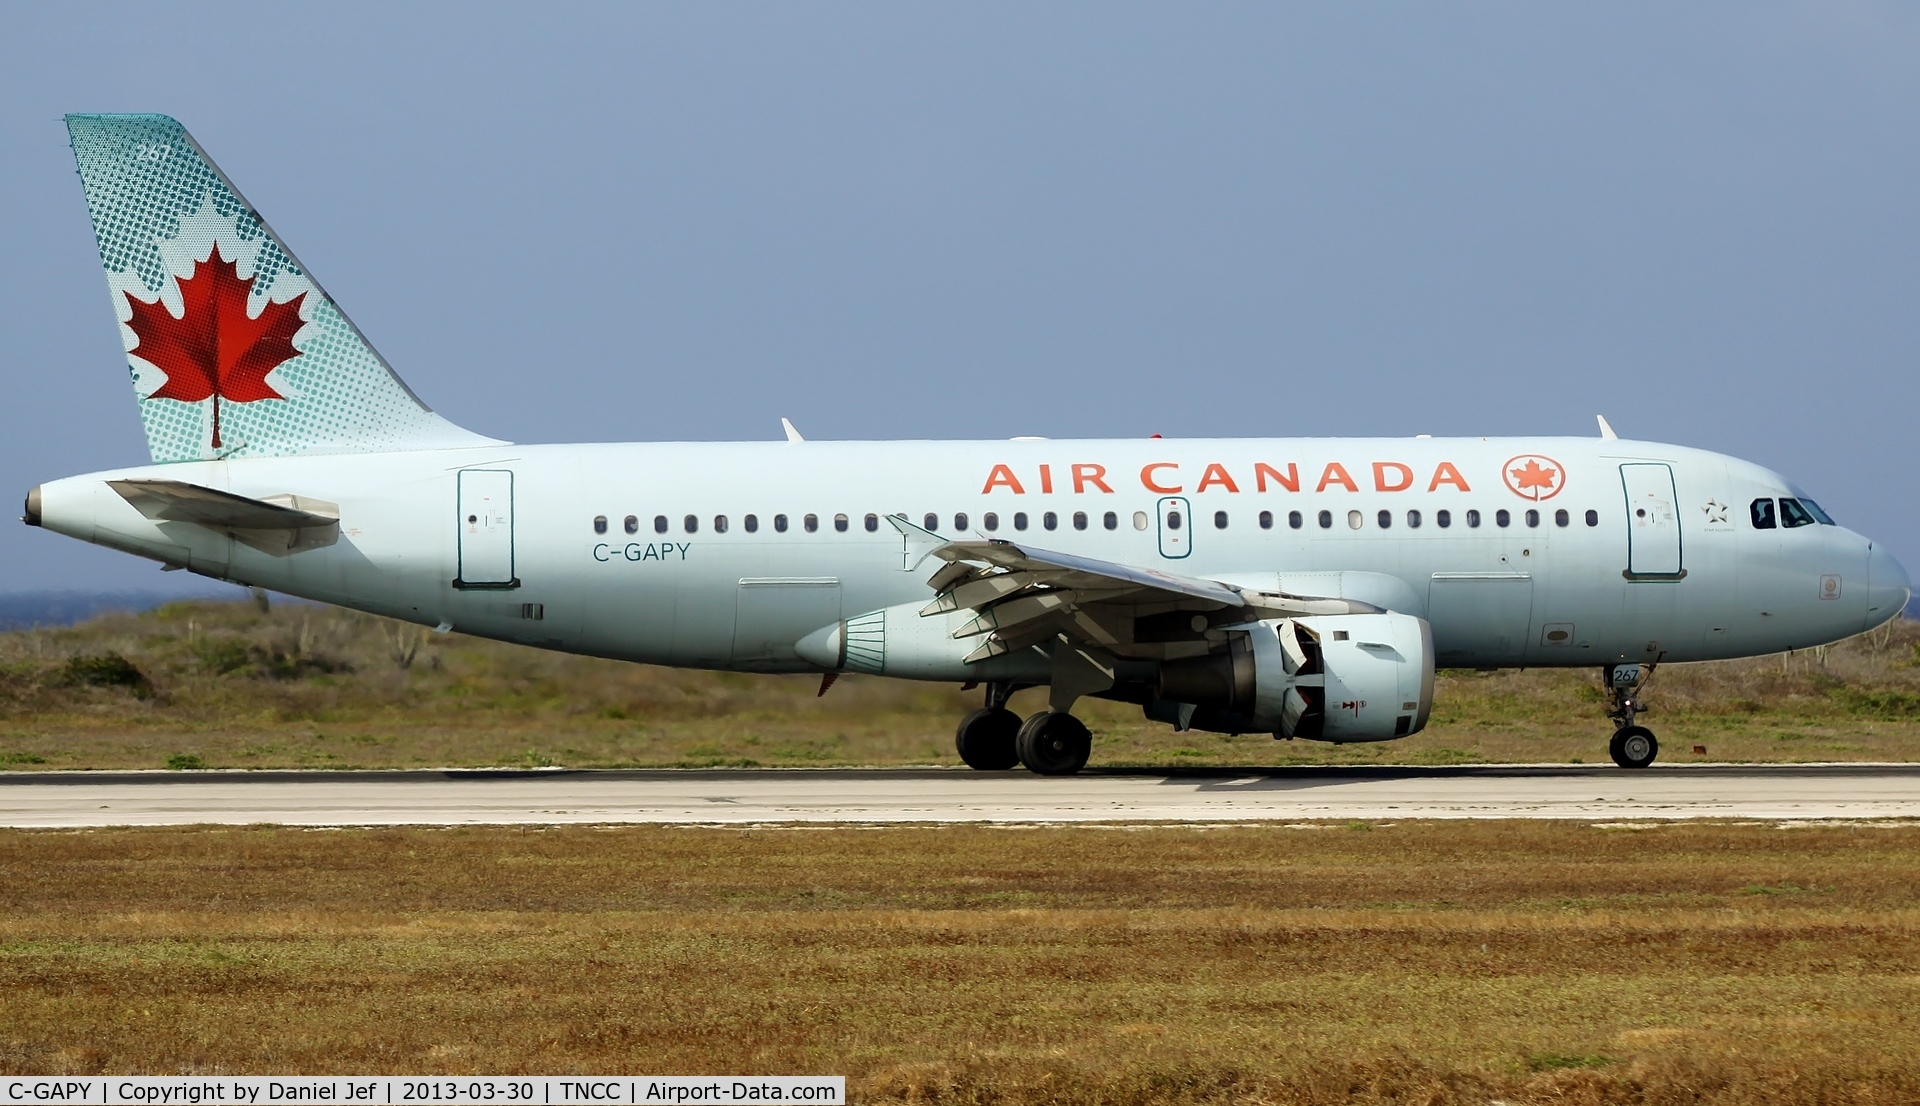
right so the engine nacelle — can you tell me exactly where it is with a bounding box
[1152,612,1434,742]
[795,601,1052,683]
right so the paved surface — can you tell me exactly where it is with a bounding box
[2,765,1918,826]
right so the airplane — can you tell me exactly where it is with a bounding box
[22,114,1912,774]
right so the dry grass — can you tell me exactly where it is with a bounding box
[2,600,1919,770]
[1,821,1918,1103]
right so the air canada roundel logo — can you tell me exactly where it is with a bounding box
[1502,454,1565,501]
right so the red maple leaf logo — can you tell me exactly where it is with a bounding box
[1510,459,1558,491]
[1501,454,1566,500]
[124,242,305,450]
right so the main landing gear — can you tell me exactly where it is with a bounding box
[955,683,1092,775]
[1604,663,1659,769]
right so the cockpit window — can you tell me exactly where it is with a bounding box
[1800,499,1835,525]
[1779,498,1818,528]
[1750,498,1775,529]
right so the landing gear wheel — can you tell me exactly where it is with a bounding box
[1610,726,1658,769]
[955,708,1021,770]
[1016,711,1092,775]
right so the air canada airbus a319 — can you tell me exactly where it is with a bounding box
[24,115,1912,773]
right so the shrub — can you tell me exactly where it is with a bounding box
[60,653,152,696]
[164,753,207,770]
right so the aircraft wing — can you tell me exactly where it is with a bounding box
[918,534,1376,663]
[108,479,340,555]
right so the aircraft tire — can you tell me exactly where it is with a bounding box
[1016,711,1092,775]
[1609,725,1658,769]
[955,708,1021,770]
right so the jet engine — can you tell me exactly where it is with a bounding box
[1151,612,1434,742]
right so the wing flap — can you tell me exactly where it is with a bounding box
[923,538,1383,666]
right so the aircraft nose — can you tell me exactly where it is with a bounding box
[1865,543,1911,631]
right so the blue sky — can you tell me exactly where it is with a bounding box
[3,4,1917,593]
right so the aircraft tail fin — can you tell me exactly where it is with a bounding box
[65,113,498,463]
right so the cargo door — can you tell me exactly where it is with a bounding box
[1620,463,1683,577]
[1157,496,1191,559]
[456,469,517,589]
[733,577,842,663]
[1427,573,1534,666]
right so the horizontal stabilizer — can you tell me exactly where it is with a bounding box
[108,479,339,555]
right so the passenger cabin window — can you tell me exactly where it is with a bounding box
[1407,509,1421,529]
[1043,511,1058,531]
[625,515,639,535]
[864,513,878,532]
[1436,509,1451,528]
[1525,509,1539,528]
[983,512,999,531]
[1376,509,1391,529]
[774,514,789,533]
[1133,511,1149,530]
[1288,510,1303,529]
[713,515,729,533]
[1347,510,1362,530]
[1013,512,1028,530]
[744,514,758,533]
[954,512,969,531]
[1103,511,1117,530]
[654,515,669,534]
[1466,509,1481,528]
[834,514,850,532]
[1554,509,1569,527]
[1779,498,1817,528]
[1259,510,1273,530]
[924,513,939,531]
[804,514,819,533]
[1166,510,1183,530]
[1319,510,1333,529]
[1495,509,1511,528]
[1073,511,1088,531]
[684,515,698,533]
[1585,509,1599,527]
[1214,510,1229,529]
[593,515,608,535]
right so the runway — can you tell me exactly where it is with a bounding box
[2,764,1918,826]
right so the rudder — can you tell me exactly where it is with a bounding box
[66,114,497,463]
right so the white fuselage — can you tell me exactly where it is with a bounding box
[32,435,1908,674]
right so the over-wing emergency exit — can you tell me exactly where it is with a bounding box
[23,115,1912,774]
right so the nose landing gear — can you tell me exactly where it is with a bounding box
[1605,662,1660,769]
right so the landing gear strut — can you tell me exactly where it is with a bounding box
[1604,663,1659,769]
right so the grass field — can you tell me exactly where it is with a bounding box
[3,599,1920,770]
[1,820,1916,1103]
